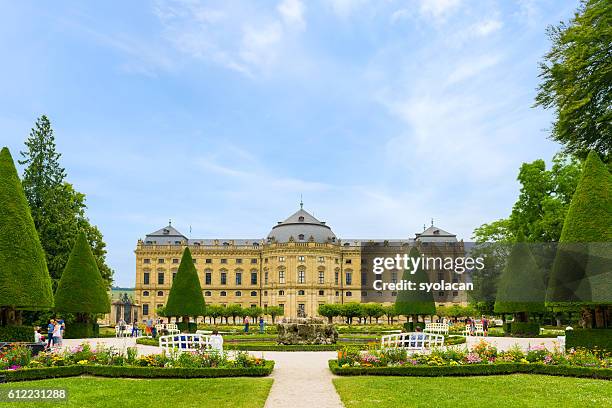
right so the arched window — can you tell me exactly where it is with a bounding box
[157,291,163,296]
[235,291,242,296]
[220,291,227,297]
[204,291,212,297]
[278,290,285,296]
[250,291,257,296]
[143,291,149,296]
[298,290,305,296]
[346,291,352,297]
[298,234,305,240]
[298,216,304,222]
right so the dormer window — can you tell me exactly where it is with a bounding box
[298,216,304,222]
[163,229,169,235]
[434,229,440,235]
[298,234,305,240]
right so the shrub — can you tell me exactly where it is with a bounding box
[511,322,541,336]
[0,326,33,342]
[63,322,94,339]
[566,329,612,352]
[177,322,198,333]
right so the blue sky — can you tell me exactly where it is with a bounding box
[1,0,578,286]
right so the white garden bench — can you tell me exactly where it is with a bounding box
[156,323,180,335]
[159,334,210,353]
[380,332,445,352]
[114,325,131,337]
[424,323,449,335]
[464,323,485,336]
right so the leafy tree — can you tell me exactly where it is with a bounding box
[266,306,283,324]
[547,151,612,327]
[0,147,54,326]
[395,247,435,322]
[19,115,113,288]
[227,304,243,325]
[339,303,362,325]
[164,248,206,324]
[205,305,223,325]
[535,0,612,158]
[317,303,340,324]
[363,303,385,324]
[55,232,111,326]
[494,233,546,322]
[383,305,399,325]
[247,307,263,322]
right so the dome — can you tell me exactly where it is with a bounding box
[267,208,336,243]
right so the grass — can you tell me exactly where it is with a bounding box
[0,377,273,408]
[333,375,612,408]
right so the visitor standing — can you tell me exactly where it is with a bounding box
[131,321,139,337]
[52,319,62,347]
[46,319,55,348]
[146,318,153,337]
[243,316,250,333]
[57,318,65,345]
[118,319,126,336]
[210,330,223,352]
[482,315,489,336]
[259,316,265,334]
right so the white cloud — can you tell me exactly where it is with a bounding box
[418,0,462,21]
[277,0,306,30]
[471,18,503,36]
[446,54,501,84]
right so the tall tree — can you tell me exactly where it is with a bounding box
[0,147,54,325]
[19,115,113,287]
[165,247,206,326]
[535,0,611,158]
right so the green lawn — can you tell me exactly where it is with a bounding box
[0,377,273,408]
[333,375,612,408]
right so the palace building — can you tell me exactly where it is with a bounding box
[134,205,468,319]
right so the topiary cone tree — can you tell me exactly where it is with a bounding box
[546,151,612,328]
[0,147,54,326]
[165,247,206,329]
[395,246,435,326]
[494,232,546,322]
[55,232,110,331]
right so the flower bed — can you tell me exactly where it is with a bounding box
[331,340,611,379]
[0,342,273,382]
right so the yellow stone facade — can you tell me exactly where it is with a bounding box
[134,207,467,320]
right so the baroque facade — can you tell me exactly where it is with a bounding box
[134,205,467,319]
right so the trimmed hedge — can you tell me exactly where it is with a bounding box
[2,361,274,382]
[63,322,94,339]
[177,322,198,333]
[566,329,612,352]
[328,360,612,379]
[511,322,541,336]
[0,325,33,342]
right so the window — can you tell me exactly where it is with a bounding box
[335,258,339,264]
[143,304,149,315]
[318,256,324,263]
[157,291,164,296]
[251,272,257,285]
[298,216,304,221]
[143,258,150,264]
[235,272,242,285]
[264,290,268,296]
[143,291,149,297]
[235,291,242,296]
[221,259,227,264]
[205,272,212,285]
[298,290,305,296]
[453,291,459,297]
[334,271,339,285]
[297,255,305,262]
[345,259,352,264]
[204,291,212,297]
[251,258,258,264]
[318,271,325,284]
[346,291,352,297]
[391,271,397,284]
[236,259,242,264]
[264,271,269,284]
[158,259,165,264]
[205,259,212,264]
[158,272,165,285]
[298,234,304,240]
[157,304,163,309]
[220,291,227,297]
[279,304,284,313]
[251,291,257,297]
[264,258,268,263]
[172,258,179,264]
[221,272,227,285]
[143,272,150,285]
[361,272,367,285]
[250,304,257,308]
[192,258,197,264]
[279,256,286,262]
[345,271,352,285]
[279,270,285,284]
[438,291,445,297]
[391,291,397,296]
[318,290,324,296]
[335,291,339,296]
[298,269,305,284]
[278,290,285,296]
[172,272,177,281]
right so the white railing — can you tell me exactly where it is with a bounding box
[464,323,485,336]
[380,332,445,351]
[424,323,449,335]
[156,323,180,335]
[159,334,210,353]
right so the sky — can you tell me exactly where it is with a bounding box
[0,0,579,287]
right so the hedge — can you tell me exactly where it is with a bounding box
[2,361,274,382]
[0,326,33,342]
[566,329,612,352]
[328,360,612,379]
[63,322,94,339]
[511,322,541,336]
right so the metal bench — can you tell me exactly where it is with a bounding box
[424,323,449,335]
[380,332,445,352]
[464,323,485,336]
[114,325,131,337]
[159,334,210,353]
[156,323,180,335]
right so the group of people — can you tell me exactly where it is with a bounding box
[33,318,65,348]
[243,316,266,334]
[117,319,141,337]
[465,316,489,336]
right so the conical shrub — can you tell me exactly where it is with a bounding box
[165,247,206,318]
[395,247,435,316]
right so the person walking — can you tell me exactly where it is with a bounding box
[243,316,250,333]
[46,319,55,348]
[259,316,265,334]
[482,315,489,336]
[131,321,139,337]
